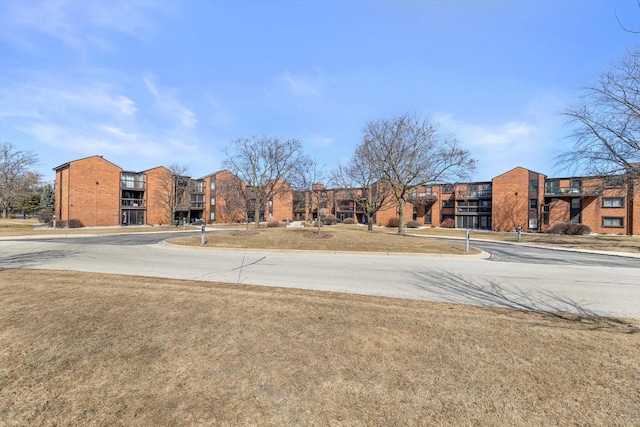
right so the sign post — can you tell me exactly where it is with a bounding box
[465,229,470,253]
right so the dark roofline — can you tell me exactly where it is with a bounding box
[52,155,121,171]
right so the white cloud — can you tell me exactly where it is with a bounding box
[144,76,198,128]
[434,112,554,179]
[0,80,137,119]
[308,135,335,147]
[206,94,233,126]
[0,74,202,164]
[435,114,536,150]
[280,70,323,97]
[0,0,165,53]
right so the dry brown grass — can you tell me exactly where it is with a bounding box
[170,226,479,255]
[1,269,638,426]
[0,218,200,237]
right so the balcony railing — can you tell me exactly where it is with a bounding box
[408,193,438,203]
[456,190,492,199]
[457,207,492,214]
[544,186,603,196]
[121,180,145,189]
[121,199,144,207]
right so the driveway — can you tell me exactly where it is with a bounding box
[1,232,639,319]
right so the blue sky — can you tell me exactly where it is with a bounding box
[1,0,638,183]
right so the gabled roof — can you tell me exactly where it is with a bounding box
[52,155,121,171]
[492,166,543,180]
[198,169,233,180]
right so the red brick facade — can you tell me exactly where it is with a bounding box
[53,157,639,235]
[54,156,122,227]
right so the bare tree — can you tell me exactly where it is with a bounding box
[298,158,328,234]
[153,162,190,225]
[331,142,394,231]
[223,136,310,228]
[558,48,640,180]
[363,114,476,234]
[215,172,246,224]
[0,142,41,218]
[616,0,640,34]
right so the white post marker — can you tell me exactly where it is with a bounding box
[465,229,470,252]
[201,224,205,246]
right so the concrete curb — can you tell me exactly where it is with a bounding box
[407,233,640,259]
[159,239,491,259]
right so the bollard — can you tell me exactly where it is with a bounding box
[465,229,470,252]
[201,224,205,246]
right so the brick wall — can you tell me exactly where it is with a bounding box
[145,166,172,225]
[491,167,531,232]
[55,156,121,226]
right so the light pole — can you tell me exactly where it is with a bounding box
[95,180,99,227]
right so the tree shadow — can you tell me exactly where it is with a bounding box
[0,250,73,269]
[411,270,639,334]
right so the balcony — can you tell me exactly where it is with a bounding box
[121,198,144,207]
[544,186,603,197]
[456,207,492,214]
[121,180,145,190]
[407,192,438,203]
[456,190,492,199]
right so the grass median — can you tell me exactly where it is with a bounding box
[169,226,479,254]
[1,269,639,426]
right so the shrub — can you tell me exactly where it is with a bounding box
[322,214,338,225]
[406,220,421,228]
[441,218,455,228]
[387,217,401,227]
[550,222,592,235]
[48,219,84,228]
[569,224,592,235]
[550,222,570,234]
[266,219,280,228]
[342,217,355,225]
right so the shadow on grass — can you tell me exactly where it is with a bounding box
[411,270,639,334]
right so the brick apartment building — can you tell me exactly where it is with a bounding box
[53,156,639,235]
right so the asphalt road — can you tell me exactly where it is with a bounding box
[1,232,639,319]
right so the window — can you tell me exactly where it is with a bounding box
[603,176,624,188]
[545,181,560,194]
[602,197,624,208]
[210,197,215,206]
[443,184,454,194]
[602,217,623,227]
[210,212,215,221]
[424,213,432,224]
[442,200,454,208]
[529,199,537,210]
[571,198,581,209]
[529,179,538,190]
[210,181,216,190]
[529,218,538,229]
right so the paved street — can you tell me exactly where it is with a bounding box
[1,232,639,319]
